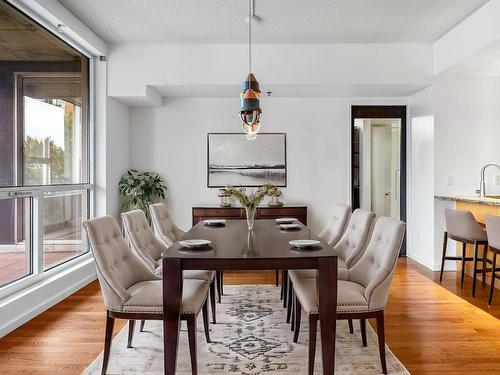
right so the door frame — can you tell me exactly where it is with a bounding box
[350,105,407,256]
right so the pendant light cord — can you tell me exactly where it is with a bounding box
[248,0,252,73]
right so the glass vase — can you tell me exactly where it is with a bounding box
[245,206,256,230]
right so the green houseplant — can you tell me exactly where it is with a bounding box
[119,170,167,221]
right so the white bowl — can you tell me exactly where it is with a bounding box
[289,239,320,249]
[179,239,211,248]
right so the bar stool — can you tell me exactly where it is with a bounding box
[485,215,500,304]
[440,209,489,297]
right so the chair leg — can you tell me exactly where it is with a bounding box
[489,253,497,305]
[439,231,448,282]
[280,273,284,300]
[275,270,279,286]
[472,241,479,297]
[460,242,467,287]
[286,280,293,323]
[127,320,135,348]
[376,312,388,375]
[220,270,224,295]
[308,315,318,375]
[291,295,295,332]
[202,298,211,343]
[360,318,367,347]
[482,244,489,286]
[348,319,354,334]
[293,296,301,343]
[139,320,145,332]
[187,315,198,375]
[282,270,288,308]
[209,279,216,324]
[102,312,115,375]
[216,271,222,303]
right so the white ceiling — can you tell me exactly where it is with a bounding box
[58,0,489,45]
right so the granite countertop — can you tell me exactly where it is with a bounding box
[434,194,500,206]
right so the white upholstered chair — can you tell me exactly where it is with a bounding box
[149,202,185,247]
[150,202,225,304]
[121,209,217,323]
[318,203,352,246]
[83,216,210,375]
[292,216,406,375]
[287,208,375,325]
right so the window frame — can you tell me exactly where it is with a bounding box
[0,4,95,298]
[13,71,90,188]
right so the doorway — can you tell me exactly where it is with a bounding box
[351,106,406,255]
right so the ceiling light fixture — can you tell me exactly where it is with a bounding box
[239,0,261,140]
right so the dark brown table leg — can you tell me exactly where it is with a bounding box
[163,258,183,375]
[317,257,338,374]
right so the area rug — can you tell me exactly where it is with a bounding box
[83,285,409,374]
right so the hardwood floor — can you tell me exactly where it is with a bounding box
[0,258,499,374]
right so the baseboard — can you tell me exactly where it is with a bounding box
[407,253,441,271]
[0,258,97,338]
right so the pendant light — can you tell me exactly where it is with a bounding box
[239,0,261,140]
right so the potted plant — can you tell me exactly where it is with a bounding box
[119,169,167,222]
[226,184,279,230]
[267,185,283,207]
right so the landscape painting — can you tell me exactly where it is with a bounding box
[208,133,286,187]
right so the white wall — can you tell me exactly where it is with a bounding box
[408,86,435,269]
[105,98,130,218]
[130,98,350,233]
[434,75,500,196]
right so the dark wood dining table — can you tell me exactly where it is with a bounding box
[161,219,338,374]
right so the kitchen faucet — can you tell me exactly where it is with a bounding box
[477,163,500,197]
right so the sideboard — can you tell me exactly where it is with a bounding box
[192,206,308,226]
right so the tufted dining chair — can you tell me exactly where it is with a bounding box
[287,208,375,328]
[150,203,225,304]
[149,202,185,247]
[121,209,217,324]
[291,216,406,375]
[318,203,352,246]
[83,216,210,375]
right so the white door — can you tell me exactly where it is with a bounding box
[371,125,392,217]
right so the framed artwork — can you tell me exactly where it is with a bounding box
[207,133,287,187]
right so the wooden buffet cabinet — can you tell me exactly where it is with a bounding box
[192,206,308,226]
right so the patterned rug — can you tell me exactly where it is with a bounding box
[83,285,409,374]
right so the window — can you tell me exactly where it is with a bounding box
[0,2,92,292]
[0,196,32,287]
[19,74,88,186]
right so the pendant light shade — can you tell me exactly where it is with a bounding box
[239,0,262,140]
[240,81,261,140]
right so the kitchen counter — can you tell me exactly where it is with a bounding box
[435,194,500,206]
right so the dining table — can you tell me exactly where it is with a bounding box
[161,219,338,374]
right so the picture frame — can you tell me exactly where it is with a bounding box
[207,133,287,188]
